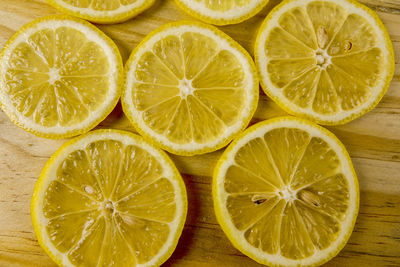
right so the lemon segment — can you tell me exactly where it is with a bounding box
[255,0,395,125]
[31,129,187,267]
[174,0,270,25]
[46,0,156,24]
[213,116,359,266]
[0,16,123,138]
[123,21,258,156]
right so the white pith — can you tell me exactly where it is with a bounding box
[255,0,393,123]
[48,67,61,85]
[214,117,358,266]
[315,48,332,69]
[32,130,186,267]
[178,77,195,99]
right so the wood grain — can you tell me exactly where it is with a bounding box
[0,0,399,266]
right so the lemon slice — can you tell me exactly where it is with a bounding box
[213,116,359,266]
[31,129,187,267]
[174,0,269,25]
[46,0,156,24]
[255,0,395,125]
[122,21,259,156]
[0,16,123,138]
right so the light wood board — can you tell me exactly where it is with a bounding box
[0,0,399,266]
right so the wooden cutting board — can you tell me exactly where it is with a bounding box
[0,0,399,266]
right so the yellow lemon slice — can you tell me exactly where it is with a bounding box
[122,21,259,156]
[31,129,187,267]
[255,0,395,125]
[0,16,123,138]
[213,116,359,266]
[46,0,156,24]
[174,0,270,25]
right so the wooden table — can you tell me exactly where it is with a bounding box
[0,0,399,266]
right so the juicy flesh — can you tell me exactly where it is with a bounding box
[224,128,350,259]
[43,140,177,265]
[191,0,253,11]
[4,27,110,127]
[131,32,246,144]
[265,1,383,114]
[61,0,140,10]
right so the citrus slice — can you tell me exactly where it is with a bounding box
[0,15,123,139]
[46,0,156,24]
[174,0,270,25]
[122,21,259,156]
[255,0,395,125]
[213,116,359,266]
[31,129,187,267]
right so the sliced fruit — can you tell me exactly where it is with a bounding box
[255,0,395,125]
[31,129,187,267]
[213,116,359,266]
[174,0,270,25]
[0,15,123,138]
[122,21,259,156]
[46,0,156,24]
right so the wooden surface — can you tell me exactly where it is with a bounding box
[0,0,399,266]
